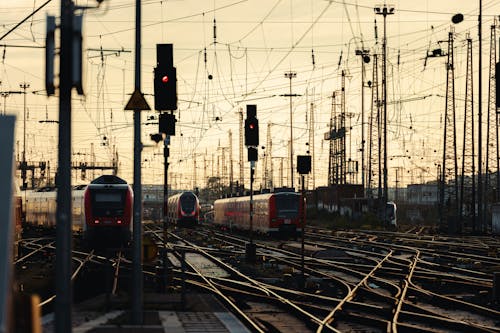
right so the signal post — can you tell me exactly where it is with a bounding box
[297,155,311,290]
[245,105,259,263]
[153,44,177,292]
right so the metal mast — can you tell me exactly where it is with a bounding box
[229,129,234,192]
[264,123,272,189]
[308,102,315,189]
[367,54,380,198]
[327,92,334,186]
[339,71,347,185]
[284,71,297,189]
[238,108,244,193]
[440,30,459,232]
[485,21,499,217]
[459,35,475,232]
[193,158,197,190]
[375,4,394,210]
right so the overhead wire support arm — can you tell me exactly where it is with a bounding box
[0,0,52,41]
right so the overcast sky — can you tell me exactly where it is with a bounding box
[1,0,498,190]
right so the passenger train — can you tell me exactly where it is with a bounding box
[24,175,133,248]
[386,201,397,228]
[166,191,200,227]
[213,192,303,236]
[12,181,23,259]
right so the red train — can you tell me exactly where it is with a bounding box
[12,181,23,259]
[166,191,200,227]
[24,175,133,248]
[213,192,304,236]
[83,175,133,246]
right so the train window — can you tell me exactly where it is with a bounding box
[95,192,122,203]
[91,190,126,216]
[275,195,299,218]
[180,193,196,213]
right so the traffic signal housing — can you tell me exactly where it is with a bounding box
[297,155,311,174]
[244,105,259,146]
[159,112,176,136]
[154,67,177,111]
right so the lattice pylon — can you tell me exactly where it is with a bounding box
[367,54,381,198]
[459,35,476,231]
[485,21,499,222]
[440,30,459,231]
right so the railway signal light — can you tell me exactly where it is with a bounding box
[150,133,163,144]
[247,147,258,162]
[297,155,311,174]
[154,44,177,111]
[159,112,176,136]
[245,104,259,146]
[154,67,177,111]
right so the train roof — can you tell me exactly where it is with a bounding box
[215,191,299,203]
[168,191,198,199]
[90,175,127,185]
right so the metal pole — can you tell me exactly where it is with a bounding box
[301,174,305,290]
[250,161,254,240]
[132,0,143,324]
[355,49,369,191]
[56,0,73,331]
[478,0,483,233]
[20,82,30,189]
[163,135,170,293]
[246,160,256,263]
[361,59,365,191]
[284,71,296,189]
[375,5,394,220]
[383,11,388,211]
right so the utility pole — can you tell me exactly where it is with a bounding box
[132,0,143,324]
[485,21,499,210]
[375,4,394,220]
[238,108,244,193]
[57,0,73,331]
[0,91,22,116]
[283,71,299,189]
[355,49,370,193]
[20,82,30,189]
[477,0,484,233]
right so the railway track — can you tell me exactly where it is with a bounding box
[16,223,500,332]
[157,224,500,332]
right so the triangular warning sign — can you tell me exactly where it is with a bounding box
[125,89,151,110]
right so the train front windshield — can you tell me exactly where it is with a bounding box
[91,190,126,216]
[275,195,299,218]
[180,193,197,213]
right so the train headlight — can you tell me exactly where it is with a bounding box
[94,219,100,224]
[117,220,122,224]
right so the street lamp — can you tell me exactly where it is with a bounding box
[374,4,394,222]
[355,48,370,192]
[284,71,297,189]
[20,82,30,189]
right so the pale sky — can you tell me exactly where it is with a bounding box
[1,0,497,190]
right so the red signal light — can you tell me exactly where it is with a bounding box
[162,75,169,83]
[249,123,255,129]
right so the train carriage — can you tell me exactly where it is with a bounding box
[12,181,23,260]
[24,175,133,248]
[166,191,200,227]
[82,175,133,246]
[213,192,303,236]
